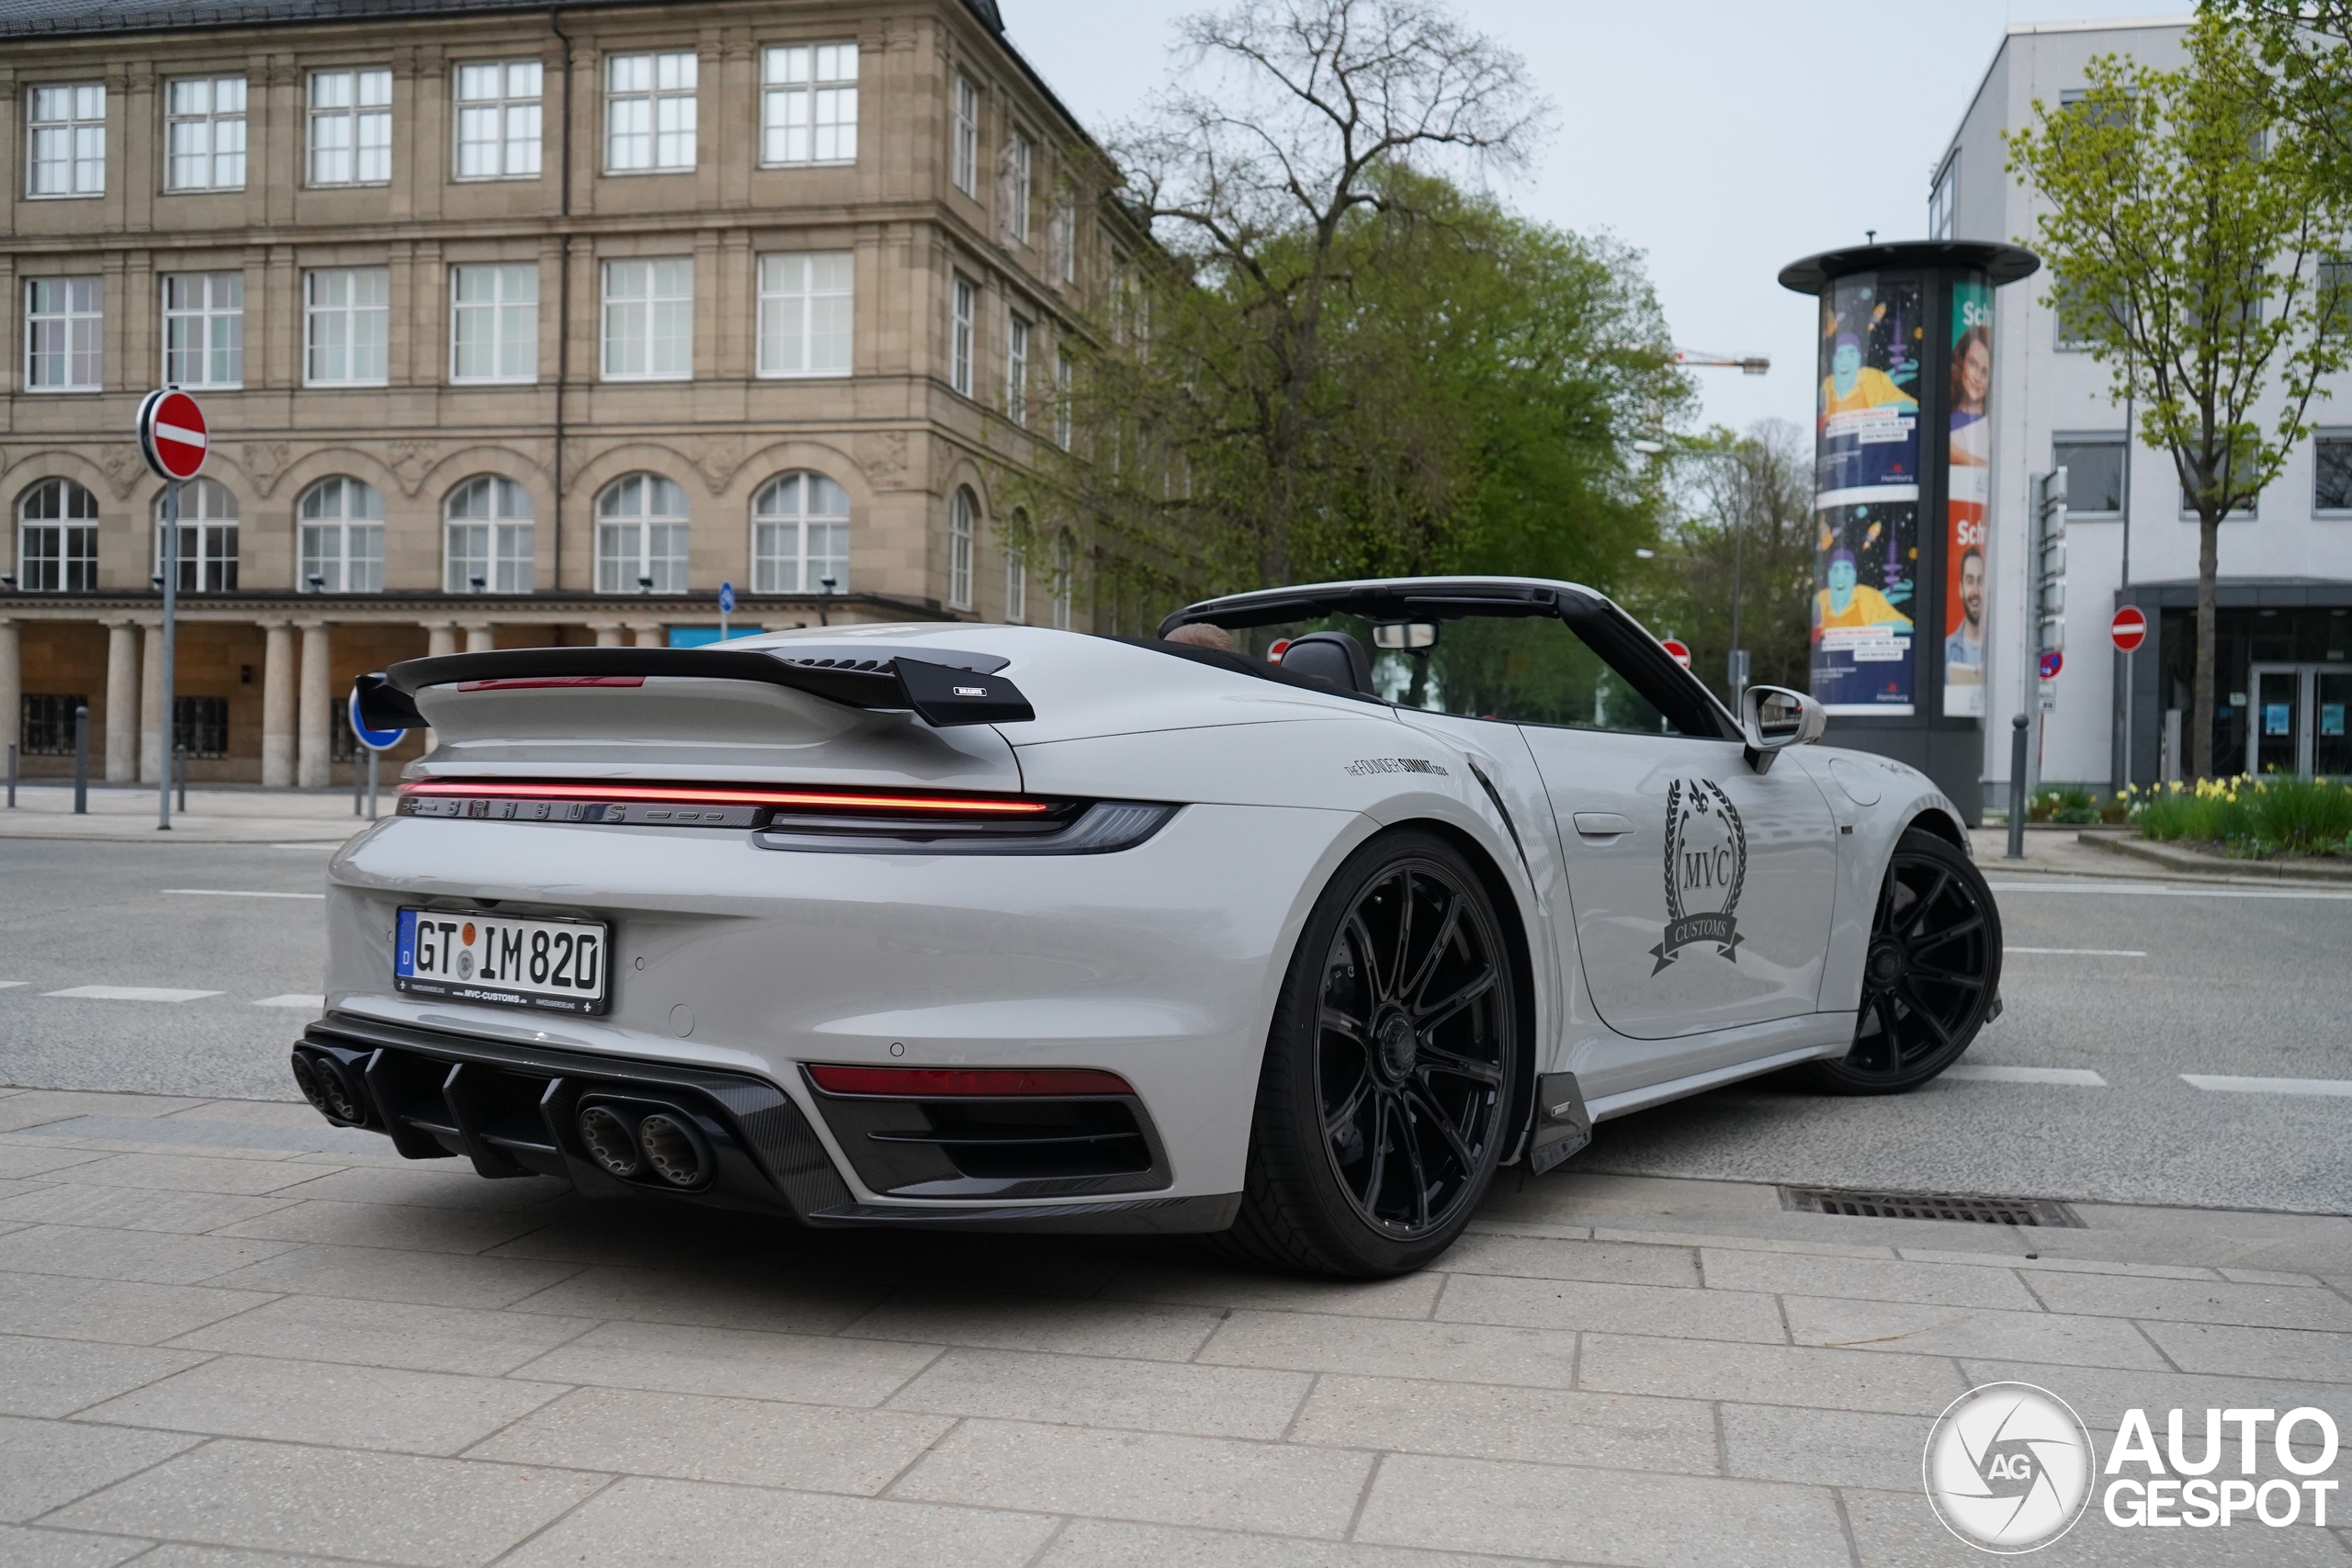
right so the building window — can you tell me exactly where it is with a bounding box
[2052,434,2126,518]
[605,51,697,174]
[444,475,535,592]
[163,272,243,389]
[455,60,542,180]
[2317,434,2352,515]
[19,694,89,756]
[1050,190,1077,285]
[16,479,97,592]
[597,474,690,592]
[451,263,538,383]
[27,84,104,197]
[1050,531,1073,629]
[951,73,979,197]
[947,486,977,610]
[159,478,239,592]
[173,696,230,760]
[602,258,692,380]
[298,477,382,592]
[309,68,392,186]
[756,252,853,378]
[1005,311,1029,425]
[1055,349,1073,447]
[950,275,976,397]
[25,277,101,392]
[1110,247,1132,344]
[751,471,850,593]
[763,43,857,165]
[1004,513,1029,624]
[1001,130,1032,244]
[305,267,390,386]
[1928,152,1957,242]
[166,77,246,191]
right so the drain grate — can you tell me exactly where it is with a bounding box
[1780,1186,2085,1228]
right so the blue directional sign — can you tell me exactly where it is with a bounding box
[718,581,736,615]
[348,677,406,752]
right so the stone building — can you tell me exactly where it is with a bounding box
[0,0,1123,784]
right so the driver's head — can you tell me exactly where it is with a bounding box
[1165,622,1236,652]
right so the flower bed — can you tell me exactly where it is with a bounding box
[2124,775,2352,860]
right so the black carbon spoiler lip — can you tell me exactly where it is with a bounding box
[364,647,1034,729]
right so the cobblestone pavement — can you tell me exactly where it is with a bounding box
[0,1091,2344,1566]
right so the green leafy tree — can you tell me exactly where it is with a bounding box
[2221,2,2352,208]
[2005,13,2351,778]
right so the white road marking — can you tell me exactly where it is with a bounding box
[2181,1074,2352,1098]
[163,889,326,899]
[43,986,223,1002]
[1944,1065,2109,1087]
[251,994,326,1010]
[0,982,25,989]
[2005,947,2147,956]
[1987,881,2352,900]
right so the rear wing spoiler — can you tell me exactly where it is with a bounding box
[358,648,1035,731]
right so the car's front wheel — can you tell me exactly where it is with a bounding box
[1221,830,1519,1277]
[1805,828,2003,1094]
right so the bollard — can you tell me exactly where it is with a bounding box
[2004,713,2030,861]
[175,743,188,814]
[352,753,364,816]
[72,704,88,814]
[6,740,15,807]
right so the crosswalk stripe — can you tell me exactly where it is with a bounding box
[41,986,224,1002]
[1944,1065,2109,1087]
[251,994,326,1010]
[163,889,327,899]
[2181,1074,2352,1098]
[2005,947,2145,956]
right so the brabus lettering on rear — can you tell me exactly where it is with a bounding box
[952,685,988,697]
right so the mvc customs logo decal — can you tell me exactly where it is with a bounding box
[1651,778,1747,974]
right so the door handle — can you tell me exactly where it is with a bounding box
[1572,812,1634,838]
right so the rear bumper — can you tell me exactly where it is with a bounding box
[292,1011,1239,1234]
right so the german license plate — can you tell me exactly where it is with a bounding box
[395,908,610,1015]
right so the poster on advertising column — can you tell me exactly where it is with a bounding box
[1942,277,1994,716]
[1811,274,1921,715]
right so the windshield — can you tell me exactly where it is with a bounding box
[1220,610,1682,736]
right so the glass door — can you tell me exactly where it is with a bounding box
[2318,668,2352,777]
[2249,666,2303,776]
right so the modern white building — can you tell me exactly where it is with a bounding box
[1935,17,2352,791]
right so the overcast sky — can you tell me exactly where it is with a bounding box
[1002,1,2185,437]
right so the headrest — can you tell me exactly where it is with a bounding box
[1279,630,1374,696]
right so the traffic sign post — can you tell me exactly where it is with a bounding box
[347,678,405,821]
[137,389,208,831]
[718,581,735,643]
[2017,468,2068,811]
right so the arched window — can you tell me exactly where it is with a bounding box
[297,476,382,592]
[947,486,977,611]
[17,478,97,592]
[1050,531,1074,630]
[751,471,849,594]
[444,476,535,593]
[595,472,689,592]
[155,478,241,592]
[1003,507,1028,624]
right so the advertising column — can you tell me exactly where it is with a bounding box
[1941,277,1995,716]
[1811,275,1923,715]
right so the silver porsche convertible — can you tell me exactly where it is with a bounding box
[298,576,2001,1277]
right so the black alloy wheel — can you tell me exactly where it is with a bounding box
[1221,830,1519,1276]
[1805,829,2003,1094]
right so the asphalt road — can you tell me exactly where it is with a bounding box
[2,838,2346,1213]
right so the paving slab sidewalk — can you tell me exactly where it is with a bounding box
[0,1089,2344,1566]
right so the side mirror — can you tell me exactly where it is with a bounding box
[1740,684,1826,773]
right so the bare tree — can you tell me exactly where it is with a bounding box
[1114,0,1550,585]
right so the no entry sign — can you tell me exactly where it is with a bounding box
[2110,605,2148,654]
[137,388,209,481]
[1660,638,1692,670]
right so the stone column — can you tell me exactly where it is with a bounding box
[139,618,164,784]
[259,621,295,788]
[589,621,624,648]
[423,621,458,659]
[296,621,332,789]
[463,624,494,653]
[630,623,665,648]
[102,619,139,782]
[0,620,18,772]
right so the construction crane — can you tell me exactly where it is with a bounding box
[1671,348,1770,375]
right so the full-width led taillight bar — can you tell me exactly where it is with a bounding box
[397,780,1056,825]
[805,1064,1136,1098]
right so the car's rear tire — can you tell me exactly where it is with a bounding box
[1218,829,1519,1277]
[1804,828,2002,1095]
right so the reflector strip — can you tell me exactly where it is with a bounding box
[457,676,646,692]
[399,781,1053,814]
[806,1064,1135,1098]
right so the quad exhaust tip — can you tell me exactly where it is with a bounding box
[575,1100,708,1189]
[291,1048,367,1125]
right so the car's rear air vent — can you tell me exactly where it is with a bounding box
[1779,1186,2085,1228]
